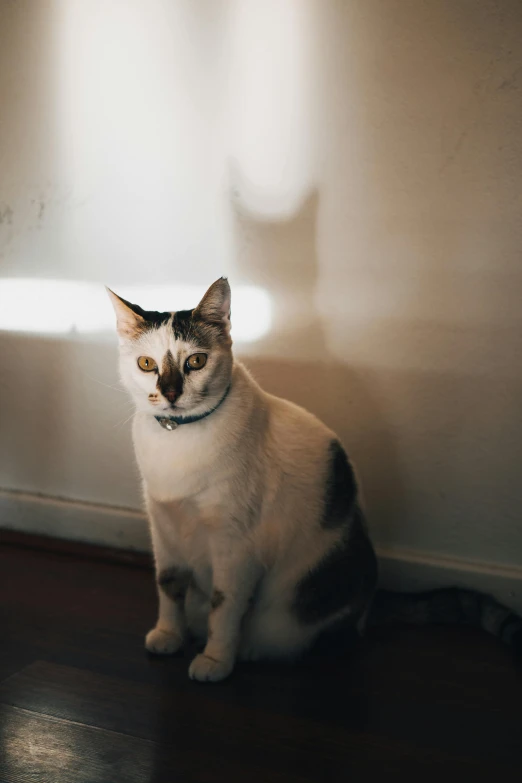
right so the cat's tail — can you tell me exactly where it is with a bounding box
[367,587,522,657]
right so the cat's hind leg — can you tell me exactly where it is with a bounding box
[238,606,317,662]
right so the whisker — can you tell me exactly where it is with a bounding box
[85,374,128,395]
[113,410,136,430]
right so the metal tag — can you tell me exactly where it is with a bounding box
[158,417,178,431]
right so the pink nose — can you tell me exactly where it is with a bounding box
[164,389,177,403]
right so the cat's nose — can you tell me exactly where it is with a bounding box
[164,389,178,403]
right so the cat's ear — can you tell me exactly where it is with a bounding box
[194,277,231,335]
[106,288,145,341]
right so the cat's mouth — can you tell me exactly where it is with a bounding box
[163,403,184,412]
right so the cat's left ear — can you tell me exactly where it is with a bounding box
[194,277,231,337]
[106,288,145,342]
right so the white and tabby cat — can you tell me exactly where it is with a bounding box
[109,278,522,682]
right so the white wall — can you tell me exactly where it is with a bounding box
[1,1,522,577]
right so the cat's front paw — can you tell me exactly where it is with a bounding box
[188,652,234,682]
[145,627,184,655]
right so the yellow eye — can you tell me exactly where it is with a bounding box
[137,356,157,372]
[186,353,207,371]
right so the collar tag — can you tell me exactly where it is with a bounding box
[157,417,179,431]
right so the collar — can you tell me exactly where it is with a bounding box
[154,383,231,431]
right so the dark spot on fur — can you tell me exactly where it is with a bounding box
[171,308,227,349]
[158,349,183,402]
[322,440,357,529]
[211,589,225,610]
[171,309,195,342]
[116,296,172,331]
[293,507,377,625]
[188,574,206,595]
[158,566,192,602]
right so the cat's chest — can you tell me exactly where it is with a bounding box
[132,415,228,503]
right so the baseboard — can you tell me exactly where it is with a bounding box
[0,488,150,552]
[1,528,154,568]
[2,489,522,613]
[378,546,522,614]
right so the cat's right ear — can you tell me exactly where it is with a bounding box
[193,277,231,336]
[106,288,145,342]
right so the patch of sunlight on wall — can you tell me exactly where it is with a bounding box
[55,0,220,278]
[0,279,272,342]
[226,0,315,217]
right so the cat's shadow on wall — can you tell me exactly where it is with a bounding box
[230,183,406,544]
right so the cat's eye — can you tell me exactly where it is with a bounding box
[186,353,207,371]
[137,356,158,372]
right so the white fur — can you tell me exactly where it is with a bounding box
[110,282,371,682]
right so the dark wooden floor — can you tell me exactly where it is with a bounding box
[1,537,522,781]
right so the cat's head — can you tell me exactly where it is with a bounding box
[108,277,232,417]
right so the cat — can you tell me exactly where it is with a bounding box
[108,277,522,682]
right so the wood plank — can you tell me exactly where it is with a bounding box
[1,542,522,777]
[0,660,513,775]
[0,704,159,783]
[0,543,156,635]
[0,663,330,781]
